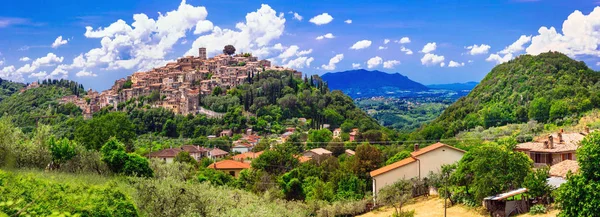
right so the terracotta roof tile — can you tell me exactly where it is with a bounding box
[370,157,417,177]
[411,142,465,157]
[208,160,251,169]
[550,160,579,178]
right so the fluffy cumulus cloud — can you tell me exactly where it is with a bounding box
[384,39,390,44]
[186,4,286,59]
[76,69,98,77]
[71,0,211,73]
[367,56,383,68]
[309,13,333,25]
[278,45,314,69]
[465,44,491,55]
[51,36,68,48]
[421,53,445,66]
[486,53,514,64]
[421,42,437,53]
[448,60,465,67]
[401,46,413,55]
[344,19,352,24]
[0,65,23,81]
[350,40,372,50]
[352,63,360,68]
[19,57,30,62]
[397,37,411,44]
[16,53,64,74]
[193,20,213,35]
[486,35,531,64]
[315,33,334,40]
[383,60,400,69]
[525,7,600,57]
[321,54,344,70]
[440,62,446,67]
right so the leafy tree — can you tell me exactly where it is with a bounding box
[161,119,178,138]
[75,112,136,150]
[212,86,223,96]
[351,143,383,179]
[557,131,600,216]
[100,138,152,177]
[326,138,345,156]
[451,144,532,202]
[303,176,335,202]
[223,45,236,55]
[386,150,411,165]
[47,137,77,169]
[174,151,199,168]
[307,129,332,149]
[549,100,568,120]
[377,179,412,216]
[522,167,551,202]
[123,153,154,177]
[252,149,299,175]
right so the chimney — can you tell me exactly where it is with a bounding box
[414,143,420,152]
[558,131,564,143]
[548,135,554,149]
[544,141,549,149]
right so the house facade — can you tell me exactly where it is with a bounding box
[207,160,251,177]
[370,142,465,200]
[515,129,588,167]
[303,148,333,162]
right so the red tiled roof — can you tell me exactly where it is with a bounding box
[411,142,465,157]
[208,160,251,169]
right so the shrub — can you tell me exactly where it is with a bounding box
[529,204,547,214]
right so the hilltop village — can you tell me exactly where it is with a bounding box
[56,46,300,118]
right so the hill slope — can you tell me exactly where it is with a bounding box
[419,52,600,139]
[0,78,25,102]
[321,69,428,97]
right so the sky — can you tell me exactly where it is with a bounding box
[1,0,600,90]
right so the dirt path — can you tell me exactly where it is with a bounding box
[359,196,559,217]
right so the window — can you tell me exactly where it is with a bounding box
[229,171,235,176]
[562,153,573,161]
[533,153,547,164]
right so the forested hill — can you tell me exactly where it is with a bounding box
[0,78,25,102]
[321,69,428,97]
[416,51,600,140]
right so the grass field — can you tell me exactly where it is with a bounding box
[359,196,559,217]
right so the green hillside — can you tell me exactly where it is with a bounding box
[0,78,25,103]
[417,51,600,140]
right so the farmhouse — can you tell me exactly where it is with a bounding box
[207,160,251,177]
[370,142,465,200]
[515,129,589,167]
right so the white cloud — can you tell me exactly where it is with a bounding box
[29,71,48,79]
[350,40,372,50]
[51,36,68,48]
[597,62,600,66]
[292,12,303,21]
[76,69,98,77]
[19,57,30,62]
[49,64,69,78]
[0,66,22,82]
[500,35,532,54]
[448,60,465,67]
[401,46,413,55]
[344,19,352,24]
[186,4,286,59]
[309,13,333,25]
[321,54,344,70]
[378,46,387,50]
[72,0,211,73]
[398,37,411,44]
[421,42,437,53]
[465,44,491,55]
[0,59,3,66]
[526,7,600,57]
[383,60,400,69]
[384,39,390,44]
[352,63,360,68]
[277,45,312,62]
[486,53,513,64]
[16,53,64,74]
[367,56,383,68]
[284,56,314,69]
[440,62,446,67]
[421,53,445,66]
[193,20,213,34]
[315,33,334,40]
[468,60,474,63]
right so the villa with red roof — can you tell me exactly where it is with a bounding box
[369,142,465,202]
[208,160,251,177]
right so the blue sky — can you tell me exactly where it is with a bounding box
[1,0,599,90]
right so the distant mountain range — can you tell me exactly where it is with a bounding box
[426,82,479,91]
[321,69,478,98]
[321,69,428,97]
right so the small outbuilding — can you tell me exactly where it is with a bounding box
[483,188,530,217]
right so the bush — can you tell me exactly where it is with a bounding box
[529,204,547,214]
[100,138,153,177]
[0,170,139,216]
